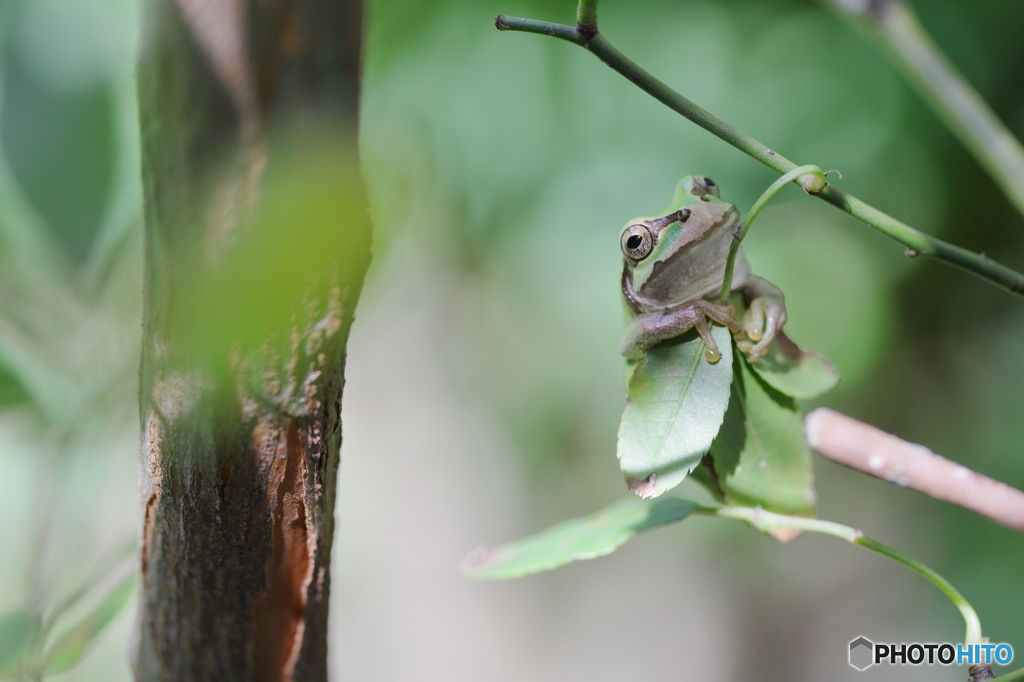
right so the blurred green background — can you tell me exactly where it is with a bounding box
[0,0,1022,680]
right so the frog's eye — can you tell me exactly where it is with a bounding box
[621,224,654,261]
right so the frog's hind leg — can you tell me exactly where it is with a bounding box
[619,299,741,362]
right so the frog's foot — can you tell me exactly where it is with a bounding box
[688,299,742,363]
[736,295,787,362]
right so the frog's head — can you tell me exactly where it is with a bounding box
[619,176,740,306]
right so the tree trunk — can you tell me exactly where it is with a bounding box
[133,1,366,680]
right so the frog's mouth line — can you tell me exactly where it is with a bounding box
[650,208,691,229]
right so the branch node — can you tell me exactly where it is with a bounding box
[968,663,996,681]
[800,170,827,195]
[576,22,598,39]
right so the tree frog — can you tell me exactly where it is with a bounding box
[619,176,786,363]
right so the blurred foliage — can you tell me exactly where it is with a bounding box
[167,132,368,371]
[0,0,1022,679]
[0,0,142,679]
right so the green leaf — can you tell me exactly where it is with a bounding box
[463,496,697,580]
[41,574,135,676]
[747,331,839,400]
[0,611,34,678]
[617,325,733,498]
[709,350,817,526]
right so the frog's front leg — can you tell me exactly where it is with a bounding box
[735,275,787,361]
[620,299,742,363]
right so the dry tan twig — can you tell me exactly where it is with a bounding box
[805,408,1024,533]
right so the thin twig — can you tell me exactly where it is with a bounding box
[820,0,1024,221]
[805,408,1024,533]
[696,504,983,646]
[493,14,1024,298]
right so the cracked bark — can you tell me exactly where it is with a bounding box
[133,1,366,680]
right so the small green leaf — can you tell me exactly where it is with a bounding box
[617,325,733,498]
[463,496,697,580]
[41,574,135,676]
[0,611,34,678]
[747,331,839,400]
[710,350,817,525]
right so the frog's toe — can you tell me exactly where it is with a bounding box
[739,337,772,362]
[692,314,723,363]
[742,300,766,341]
[735,294,786,361]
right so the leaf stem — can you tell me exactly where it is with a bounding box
[575,0,598,34]
[719,165,825,301]
[695,505,983,646]
[493,14,1024,298]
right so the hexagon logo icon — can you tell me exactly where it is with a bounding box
[849,636,874,670]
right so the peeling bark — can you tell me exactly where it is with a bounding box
[133,1,365,680]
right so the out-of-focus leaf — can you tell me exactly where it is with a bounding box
[45,537,136,629]
[748,331,839,400]
[169,132,370,368]
[0,611,34,677]
[709,350,816,526]
[617,325,733,498]
[41,574,134,676]
[0,362,30,408]
[462,496,697,580]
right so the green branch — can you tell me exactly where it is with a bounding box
[697,505,983,647]
[494,13,1024,298]
[821,0,1024,221]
